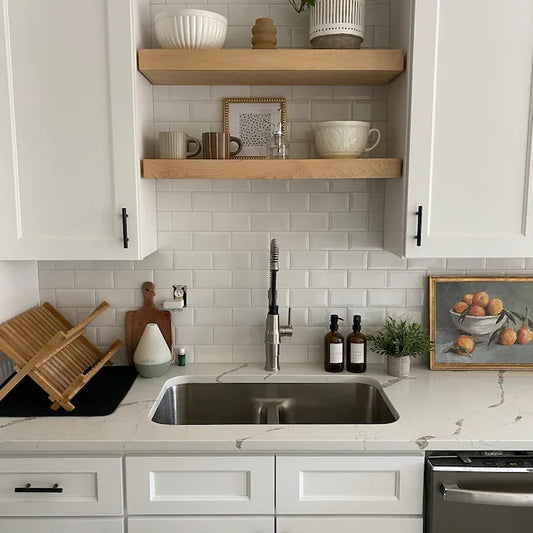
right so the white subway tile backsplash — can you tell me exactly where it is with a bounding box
[348,270,387,288]
[270,232,309,250]
[192,193,231,212]
[277,269,309,288]
[329,212,368,231]
[232,270,268,289]
[290,179,329,192]
[74,270,113,289]
[114,270,153,289]
[292,86,333,100]
[329,251,367,269]
[172,212,212,231]
[271,193,309,212]
[193,232,232,250]
[194,270,232,288]
[446,258,486,269]
[213,251,251,269]
[95,289,134,308]
[233,193,270,212]
[310,232,348,250]
[214,326,252,345]
[213,289,251,307]
[368,289,405,307]
[134,251,174,270]
[171,179,212,192]
[349,231,383,249]
[388,271,427,289]
[486,258,525,269]
[195,345,232,363]
[309,270,347,288]
[368,251,407,269]
[174,251,212,269]
[292,213,328,231]
[154,101,189,122]
[169,85,210,100]
[213,212,251,231]
[189,102,222,122]
[195,308,233,326]
[290,289,327,307]
[178,326,213,344]
[311,193,349,212]
[251,213,290,231]
[233,307,268,326]
[39,270,74,289]
[157,212,172,231]
[55,289,96,308]
[158,232,193,251]
[291,251,328,269]
[157,192,192,211]
[232,232,270,250]
[329,289,366,307]
[311,101,352,121]
[251,180,290,192]
[187,288,213,307]
[154,269,193,290]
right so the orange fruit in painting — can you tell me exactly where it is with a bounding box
[472,291,490,307]
[517,326,533,345]
[499,327,517,346]
[462,294,474,305]
[454,335,475,355]
[468,305,486,317]
[453,301,469,313]
[486,298,504,316]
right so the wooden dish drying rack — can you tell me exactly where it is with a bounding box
[0,301,123,411]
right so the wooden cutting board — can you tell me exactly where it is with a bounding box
[126,281,173,364]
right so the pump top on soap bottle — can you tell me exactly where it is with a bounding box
[324,314,344,373]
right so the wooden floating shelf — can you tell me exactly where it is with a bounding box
[138,49,405,85]
[142,158,403,180]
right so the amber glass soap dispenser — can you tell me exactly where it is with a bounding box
[324,314,344,372]
[346,314,367,373]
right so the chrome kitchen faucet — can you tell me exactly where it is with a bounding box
[265,239,292,372]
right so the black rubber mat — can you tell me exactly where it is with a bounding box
[0,365,138,417]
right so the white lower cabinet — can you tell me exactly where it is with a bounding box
[278,516,423,533]
[128,516,274,533]
[0,518,124,533]
[125,454,424,533]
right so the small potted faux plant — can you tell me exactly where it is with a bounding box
[369,317,434,378]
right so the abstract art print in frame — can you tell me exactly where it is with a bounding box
[223,97,287,159]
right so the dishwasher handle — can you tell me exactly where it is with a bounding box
[442,483,533,507]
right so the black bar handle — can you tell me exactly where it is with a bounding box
[415,205,423,247]
[121,207,129,249]
[14,483,63,493]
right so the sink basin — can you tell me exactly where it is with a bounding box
[151,381,398,425]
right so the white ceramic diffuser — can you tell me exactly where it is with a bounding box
[133,323,172,378]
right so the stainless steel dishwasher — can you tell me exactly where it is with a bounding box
[425,452,533,533]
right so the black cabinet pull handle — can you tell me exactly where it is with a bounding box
[415,205,423,247]
[122,207,129,249]
[14,483,63,493]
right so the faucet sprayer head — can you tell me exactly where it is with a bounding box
[270,239,279,272]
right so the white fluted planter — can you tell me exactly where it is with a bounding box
[309,0,365,49]
[133,323,172,378]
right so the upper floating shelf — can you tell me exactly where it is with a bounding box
[138,49,405,85]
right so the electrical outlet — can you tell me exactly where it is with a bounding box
[163,285,187,310]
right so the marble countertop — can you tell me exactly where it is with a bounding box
[0,363,532,454]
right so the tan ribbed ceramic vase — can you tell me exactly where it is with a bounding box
[251,17,277,49]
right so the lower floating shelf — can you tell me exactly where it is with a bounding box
[142,158,402,180]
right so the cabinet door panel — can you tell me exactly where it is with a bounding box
[405,0,533,257]
[277,455,423,515]
[126,455,275,515]
[0,456,123,516]
[0,518,124,533]
[278,516,422,533]
[0,0,145,259]
[128,516,274,533]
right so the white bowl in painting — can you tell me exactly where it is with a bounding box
[154,9,228,49]
[449,310,504,336]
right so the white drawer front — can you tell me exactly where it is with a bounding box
[0,457,123,516]
[276,455,424,515]
[0,518,124,533]
[278,516,423,533]
[126,456,275,515]
[128,516,274,533]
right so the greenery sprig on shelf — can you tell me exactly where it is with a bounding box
[288,0,315,13]
[368,317,434,358]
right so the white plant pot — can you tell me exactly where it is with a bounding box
[309,0,365,49]
[133,323,172,378]
[386,355,410,378]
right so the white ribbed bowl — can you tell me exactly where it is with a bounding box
[154,9,228,49]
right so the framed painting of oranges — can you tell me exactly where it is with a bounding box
[429,276,533,370]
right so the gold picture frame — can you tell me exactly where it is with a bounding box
[429,276,533,370]
[223,97,287,159]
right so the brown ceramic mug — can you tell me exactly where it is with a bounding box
[202,132,243,159]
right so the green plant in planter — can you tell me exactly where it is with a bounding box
[369,317,433,358]
[288,0,315,13]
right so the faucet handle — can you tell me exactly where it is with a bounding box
[280,307,293,338]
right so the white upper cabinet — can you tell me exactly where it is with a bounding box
[0,0,156,260]
[385,0,533,258]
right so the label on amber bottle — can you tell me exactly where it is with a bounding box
[329,343,343,364]
[350,343,364,364]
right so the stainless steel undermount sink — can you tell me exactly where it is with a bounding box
[151,381,398,425]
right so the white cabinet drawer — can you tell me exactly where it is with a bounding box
[278,516,423,533]
[126,455,275,515]
[0,518,124,533]
[276,455,424,515]
[0,457,123,516]
[128,516,274,533]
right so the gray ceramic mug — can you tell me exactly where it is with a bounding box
[202,132,243,159]
[158,131,201,159]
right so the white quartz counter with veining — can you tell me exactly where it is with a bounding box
[0,363,532,453]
